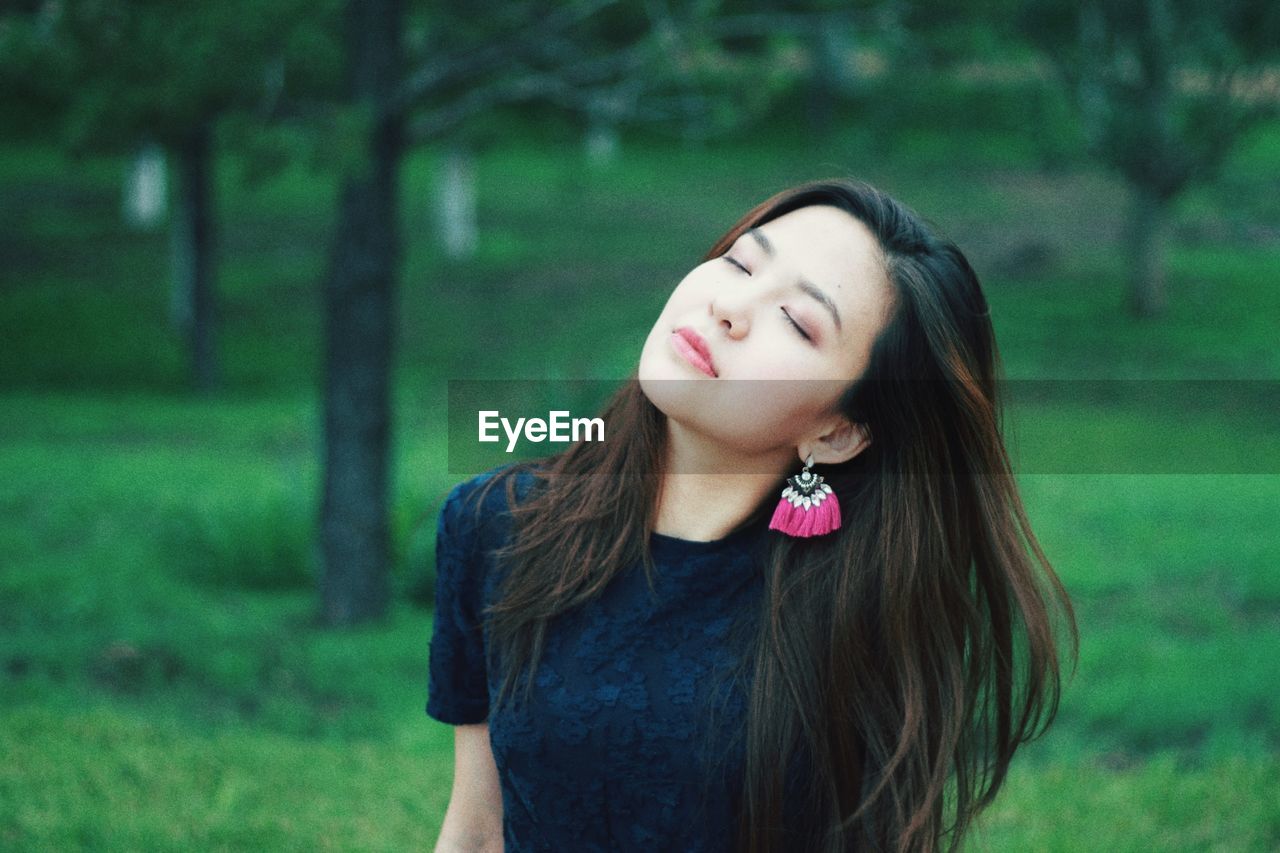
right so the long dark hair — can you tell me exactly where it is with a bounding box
[461,178,1077,852]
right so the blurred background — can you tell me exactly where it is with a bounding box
[1,1,1277,849]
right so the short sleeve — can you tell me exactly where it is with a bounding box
[425,481,491,725]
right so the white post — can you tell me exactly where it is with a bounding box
[123,141,167,230]
[437,145,477,259]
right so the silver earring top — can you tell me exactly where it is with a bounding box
[804,453,814,469]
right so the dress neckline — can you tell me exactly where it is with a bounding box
[648,517,767,560]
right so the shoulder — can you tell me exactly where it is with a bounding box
[438,461,544,553]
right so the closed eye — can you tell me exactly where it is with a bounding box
[722,255,749,274]
[782,308,811,342]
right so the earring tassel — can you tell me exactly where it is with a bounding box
[768,471,842,538]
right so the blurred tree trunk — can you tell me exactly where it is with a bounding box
[1128,184,1168,317]
[806,21,845,135]
[319,0,403,626]
[1122,0,1174,319]
[173,123,218,392]
[804,12,863,138]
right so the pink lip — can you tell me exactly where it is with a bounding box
[671,327,717,377]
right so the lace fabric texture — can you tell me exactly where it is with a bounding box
[425,465,774,852]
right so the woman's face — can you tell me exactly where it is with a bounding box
[638,204,895,460]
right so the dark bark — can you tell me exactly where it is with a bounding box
[1127,183,1168,318]
[175,123,218,392]
[805,25,840,135]
[319,0,404,626]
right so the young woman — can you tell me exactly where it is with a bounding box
[426,178,1077,853]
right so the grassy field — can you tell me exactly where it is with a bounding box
[2,91,1278,850]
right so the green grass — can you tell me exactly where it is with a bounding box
[8,704,1269,852]
[1,703,451,851]
[971,754,1280,851]
[2,85,1279,849]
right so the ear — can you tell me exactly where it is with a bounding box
[801,418,871,466]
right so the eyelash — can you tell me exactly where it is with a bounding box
[721,255,812,342]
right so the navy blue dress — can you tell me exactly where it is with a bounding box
[425,464,803,851]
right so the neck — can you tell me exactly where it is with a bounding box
[652,418,792,542]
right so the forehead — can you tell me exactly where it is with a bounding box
[755,205,882,275]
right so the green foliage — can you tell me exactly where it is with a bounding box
[0,8,76,139]
[841,71,1087,171]
[159,488,315,592]
[0,0,337,190]
[1016,0,1280,198]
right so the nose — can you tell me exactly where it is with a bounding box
[710,285,754,339]
[710,296,749,339]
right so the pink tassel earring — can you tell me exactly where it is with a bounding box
[768,453,842,538]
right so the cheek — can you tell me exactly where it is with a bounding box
[717,396,801,446]
[663,269,711,307]
[734,335,825,382]
[732,381,825,428]
[642,276,706,338]
[738,358,802,381]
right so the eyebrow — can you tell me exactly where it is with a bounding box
[747,228,843,333]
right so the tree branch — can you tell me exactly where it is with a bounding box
[393,0,620,111]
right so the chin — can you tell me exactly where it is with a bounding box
[637,370,680,412]
[638,368,710,421]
